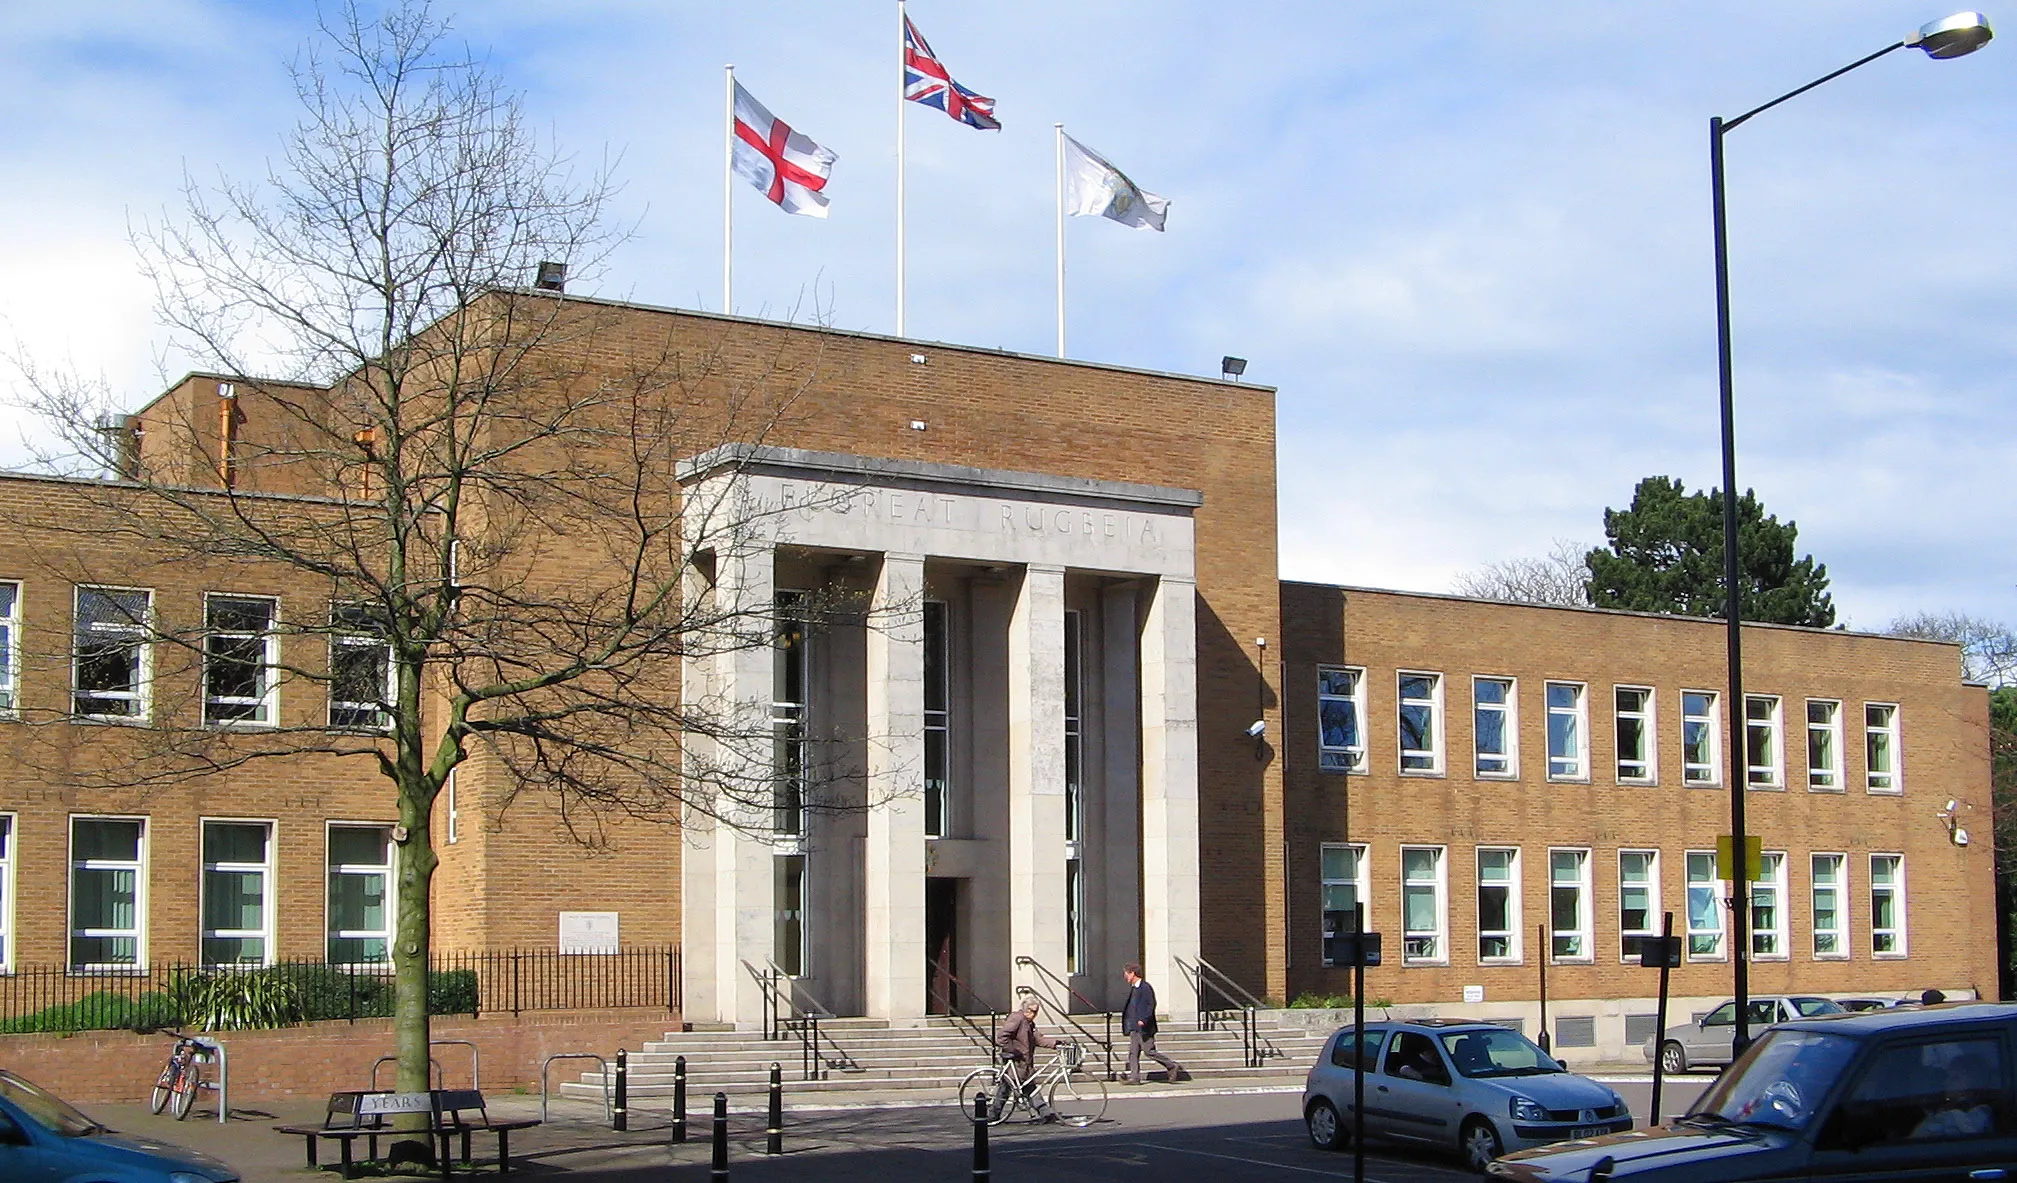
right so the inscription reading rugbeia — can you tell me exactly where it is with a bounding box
[769,481,1165,549]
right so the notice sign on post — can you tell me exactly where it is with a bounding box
[1638,935,1684,969]
[1716,835,1766,883]
[558,911,620,954]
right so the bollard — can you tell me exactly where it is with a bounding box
[972,1093,990,1182]
[766,1062,783,1155]
[613,1048,629,1132]
[672,1055,688,1143]
[710,1092,729,1181]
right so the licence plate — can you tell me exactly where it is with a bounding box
[1570,1125,1607,1139]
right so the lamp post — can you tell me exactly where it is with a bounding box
[1710,10,1991,1058]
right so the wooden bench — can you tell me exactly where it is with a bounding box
[275,1089,540,1179]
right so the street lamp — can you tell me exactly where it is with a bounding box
[1711,11,1990,1058]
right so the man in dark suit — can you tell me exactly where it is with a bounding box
[1121,963,1188,1085]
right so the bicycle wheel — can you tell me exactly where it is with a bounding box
[148,1060,179,1115]
[1047,1069,1108,1127]
[957,1066,1013,1126]
[171,1062,202,1120]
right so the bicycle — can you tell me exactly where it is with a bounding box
[148,1032,214,1120]
[957,1040,1108,1128]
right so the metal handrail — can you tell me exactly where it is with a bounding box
[1178,956,1275,1069]
[1013,956,1115,1081]
[929,957,1003,1064]
[741,959,852,1082]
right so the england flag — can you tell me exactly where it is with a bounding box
[731,81,838,217]
[903,16,999,130]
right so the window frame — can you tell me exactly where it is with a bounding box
[775,851,809,977]
[1400,845,1448,965]
[1865,703,1902,794]
[1472,676,1518,779]
[200,818,276,968]
[1396,671,1445,775]
[202,593,280,728]
[1548,847,1593,963]
[325,822,395,967]
[0,580,19,718]
[72,585,153,723]
[1618,849,1660,962]
[1476,846,1521,964]
[1686,849,1726,961]
[1870,853,1906,958]
[1545,681,1589,782]
[1613,686,1656,784]
[0,813,14,972]
[1806,699,1843,792]
[924,599,951,838]
[1317,666,1367,774]
[329,604,394,731]
[1751,851,1788,960]
[772,589,810,837]
[69,815,148,971]
[1811,852,1848,960]
[1681,689,1721,787]
[1320,842,1368,967]
[1746,694,1784,789]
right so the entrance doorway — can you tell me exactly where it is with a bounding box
[926,878,960,1014]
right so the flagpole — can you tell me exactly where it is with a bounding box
[1054,122,1066,359]
[895,1,908,338]
[724,64,735,315]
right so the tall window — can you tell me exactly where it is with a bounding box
[1549,849,1591,960]
[1811,853,1847,959]
[1065,859,1084,975]
[330,604,392,730]
[1806,700,1842,791]
[1746,695,1783,787]
[0,815,13,970]
[1320,843,1367,966]
[1865,704,1901,793]
[1682,690,1719,786]
[73,587,151,720]
[1614,687,1653,783]
[923,601,950,838]
[1546,682,1586,780]
[71,817,145,968]
[1397,672,1443,773]
[1401,846,1446,964]
[1619,850,1659,960]
[0,581,18,715]
[1318,667,1365,773]
[773,590,809,835]
[1476,847,1520,962]
[1870,854,1905,956]
[775,853,808,976]
[202,821,273,966]
[1751,852,1787,959]
[1063,610,1083,844]
[203,595,278,726]
[1686,851,1724,959]
[327,825,393,965]
[1473,677,1515,777]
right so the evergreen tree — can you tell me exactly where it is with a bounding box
[1584,476,1835,627]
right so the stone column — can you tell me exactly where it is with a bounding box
[1008,564,1069,995]
[864,554,928,1019]
[1140,575,1200,1018]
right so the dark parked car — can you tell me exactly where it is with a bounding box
[0,1069,240,1183]
[1489,1002,2017,1181]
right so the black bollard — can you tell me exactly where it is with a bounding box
[613,1048,629,1132]
[672,1055,688,1143]
[972,1093,990,1182]
[710,1092,729,1181]
[766,1062,783,1155]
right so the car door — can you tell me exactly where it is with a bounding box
[0,1107,59,1183]
[1690,1004,1735,1062]
[1330,1027,1387,1132]
[1373,1030,1462,1146]
[1807,1027,2017,1183]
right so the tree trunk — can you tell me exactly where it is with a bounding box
[391,806,439,1155]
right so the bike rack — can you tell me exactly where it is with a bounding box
[366,1040,477,1091]
[539,1053,611,1124]
[369,1055,445,1091]
[190,1036,228,1125]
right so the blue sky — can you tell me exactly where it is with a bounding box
[3,1,2014,630]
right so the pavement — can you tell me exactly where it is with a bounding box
[83,1066,1714,1182]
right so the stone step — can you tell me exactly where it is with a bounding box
[557,1061,1310,1100]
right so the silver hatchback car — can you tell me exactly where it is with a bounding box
[1304,1018,1632,1172]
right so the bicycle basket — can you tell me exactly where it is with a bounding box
[1059,1040,1084,1070]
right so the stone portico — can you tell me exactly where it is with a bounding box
[678,446,1202,1027]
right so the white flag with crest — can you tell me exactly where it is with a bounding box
[1061,133,1168,231]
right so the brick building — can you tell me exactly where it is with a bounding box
[0,294,1994,1057]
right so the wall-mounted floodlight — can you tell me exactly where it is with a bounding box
[1221,356,1247,380]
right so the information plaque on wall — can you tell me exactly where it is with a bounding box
[558,911,620,954]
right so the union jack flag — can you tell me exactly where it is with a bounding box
[903,16,999,130]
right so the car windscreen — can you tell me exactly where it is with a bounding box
[1439,1027,1562,1078]
[0,1072,101,1137]
[1687,1029,1858,1131]
[1792,997,1847,1016]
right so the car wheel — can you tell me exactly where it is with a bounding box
[1460,1117,1505,1173]
[1659,1041,1688,1075]
[1306,1098,1347,1151]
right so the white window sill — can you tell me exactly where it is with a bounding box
[1807,784,1845,794]
[1547,775,1591,785]
[1399,768,1445,778]
[1747,782,1786,792]
[1872,951,1908,960]
[1617,778,1657,788]
[1866,787,1904,796]
[1811,952,1850,962]
[1684,780,1722,790]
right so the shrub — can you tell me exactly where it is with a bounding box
[0,990,181,1034]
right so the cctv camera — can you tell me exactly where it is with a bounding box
[1245,720,1267,739]
[1945,799,1960,814]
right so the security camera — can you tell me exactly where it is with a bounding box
[1945,799,1960,814]
[1245,720,1267,739]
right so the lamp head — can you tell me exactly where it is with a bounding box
[1909,12,1993,58]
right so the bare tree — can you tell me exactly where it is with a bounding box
[8,0,868,1143]
[1886,611,2017,687]
[1451,538,1594,607]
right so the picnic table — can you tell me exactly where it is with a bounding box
[274,1089,539,1178]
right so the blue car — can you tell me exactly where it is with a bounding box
[0,1069,240,1182]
